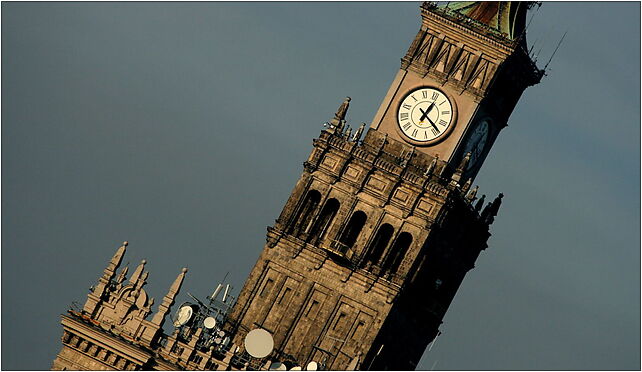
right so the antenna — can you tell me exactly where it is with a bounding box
[543,31,567,71]
[210,284,223,302]
[524,1,541,36]
[430,359,439,371]
[187,292,206,307]
[428,331,441,352]
[366,344,384,370]
[223,284,231,303]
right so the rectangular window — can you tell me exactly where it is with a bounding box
[278,287,292,305]
[305,300,319,317]
[351,321,365,340]
[333,312,347,330]
[260,278,274,297]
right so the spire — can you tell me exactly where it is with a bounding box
[474,194,486,213]
[466,185,479,202]
[82,241,128,316]
[352,122,366,142]
[328,97,351,133]
[116,265,129,284]
[345,125,352,139]
[451,152,471,185]
[149,267,187,327]
[105,241,128,280]
[457,152,471,174]
[461,178,472,194]
[424,154,439,177]
[444,2,533,41]
[334,97,351,123]
[141,267,187,347]
[481,193,504,224]
[129,259,146,285]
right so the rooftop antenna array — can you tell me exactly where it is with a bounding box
[169,279,237,356]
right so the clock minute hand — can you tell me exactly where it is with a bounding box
[419,102,436,122]
[426,117,440,132]
[419,108,430,122]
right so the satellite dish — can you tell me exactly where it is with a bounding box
[173,305,195,327]
[244,329,274,359]
[217,330,226,337]
[291,367,302,371]
[306,361,318,371]
[203,316,217,329]
[269,362,287,371]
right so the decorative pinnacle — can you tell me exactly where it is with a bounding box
[327,96,351,133]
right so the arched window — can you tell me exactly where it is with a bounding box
[288,190,321,236]
[338,211,367,250]
[307,198,340,244]
[381,232,413,273]
[364,224,394,266]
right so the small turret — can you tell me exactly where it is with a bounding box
[424,154,439,177]
[141,268,188,346]
[481,193,504,224]
[328,96,351,133]
[82,241,128,316]
[474,194,486,213]
[466,185,479,202]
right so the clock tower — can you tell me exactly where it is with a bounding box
[224,1,542,370]
[370,1,541,179]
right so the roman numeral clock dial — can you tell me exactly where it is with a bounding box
[397,87,455,145]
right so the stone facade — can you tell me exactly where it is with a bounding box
[52,243,239,371]
[222,2,540,370]
[52,2,541,370]
[223,110,502,370]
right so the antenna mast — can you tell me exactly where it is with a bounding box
[544,31,568,71]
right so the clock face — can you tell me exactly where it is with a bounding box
[397,87,454,144]
[463,118,490,170]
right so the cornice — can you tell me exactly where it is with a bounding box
[61,314,154,365]
[421,3,518,54]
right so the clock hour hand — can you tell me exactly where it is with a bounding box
[419,108,429,122]
[419,102,436,122]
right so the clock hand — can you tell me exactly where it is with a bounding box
[426,117,440,133]
[419,108,429,122]
[419,102,437,122]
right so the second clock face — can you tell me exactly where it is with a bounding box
[463,118,490,170]
[397,87,454,144]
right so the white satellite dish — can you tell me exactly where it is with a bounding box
[291,367,302,371]
[269,362,287,371]
[173,305,194,327]
[306,361,318,371]
[244,328,274,359]
[203,316,217,329]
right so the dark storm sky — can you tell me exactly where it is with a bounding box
[2,2,639,370]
